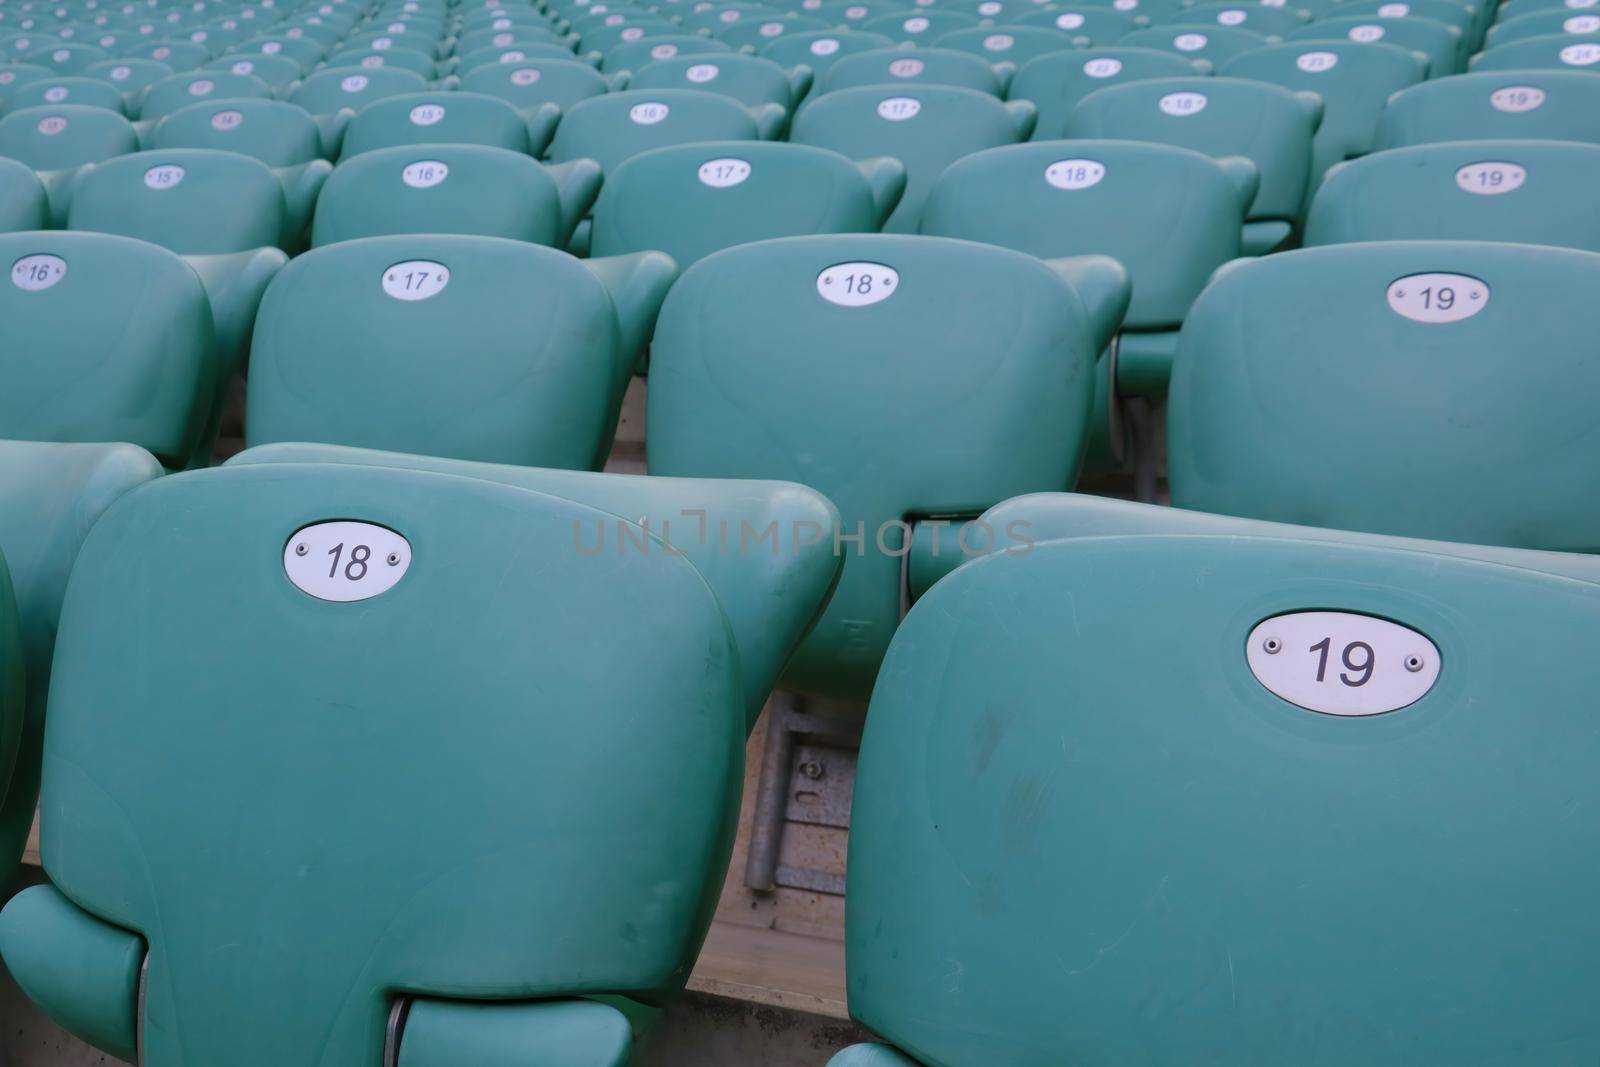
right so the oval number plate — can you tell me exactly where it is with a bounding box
[285,521,411,602]
[1247,611,1440,716]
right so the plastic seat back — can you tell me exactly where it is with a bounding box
[83,58,175,97]
[791,84,1034,232]
[1305,140,1600,251]
[311,143,598,247]
[602,33,731,74]
[715,13,831,50]
[1221,40,1426,180]
[1166,1,1310,35]
[3,75,124,113]
[287,65,430,118]
[861,8,980,43]
[1064,76,1321,226]
[0,156,46,229]
[932,25,1080,67]
[0,230,211,466]
[0,460,746,1067]
[460,58,609,111]
[1169,242,1600,549]
[1471,32,1600,71]
[622,53,808,110]
[1120,24,1273,68]
[340,91,553,156]
[921,140,1254,328]
[590,141,904,267]
[67,147,286,253]
[648,234,1129,701]
[1287,14,1463,74]
[149,98,325,165]
[0,102,134,168]
[1372,70,1600,147]
[1487,8,1600,46]
[206,52,303,90]
[1007,47,1204,141]
[546,88,778,174]
[759,28,895,81]
[1012,6,1138,46]
[822,46,1004,95]
[138,69,272,120]
[839,530,1600,1066]
[246,235,675,468]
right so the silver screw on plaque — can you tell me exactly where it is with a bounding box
[1262,636,1281,654]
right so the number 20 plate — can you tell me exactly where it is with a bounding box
[284,521,411,602]
[1246,611,1440,716]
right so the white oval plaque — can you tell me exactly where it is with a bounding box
[1045,157,1104,189]
[983,32,1014,50]
[810,36,840,53]
[1173,31,1208,49]
[511,67,540,84]
[889,56,923,76]
[1560,41,1600,64]
[1490,84,1544,111]
[1159,90,1207,115]
[402,159,448,187]
[651,42,678,58]
[36,115,68,134]
[1296,49,1338,71]
[284,521,411,602]
[144,163,185,188]
[1455,160,1525,195]
[1217,7,1247,22]
[211,108,244,130]
[1347,22,1385,40]
[686,62,719,81]
[629,100,669,123]
[1386,272,1489,323]
[1246,610,1440,716]
[1056,12,1085,28]
[11,253,66,291]
[381,259,449,301]
[903,15,929,31]
[1084,56,1122,76]
[1565,13,1600,29]
[877,95,920,119]
[187,77,214,95]
[698,156,750,187]
[817,262,897,306]
[43,85,68,101]
[409,103,445,125]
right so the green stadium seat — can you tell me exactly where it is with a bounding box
[1337,0,1477,43]
[1372,70,1600,147]
[759,29,895,82]
[1164,1,1310,35]
[1287,14,1462,75]
[2,73,124,112]
[1498,0,1600,22]
[921,140,1254,398]
[137,69,272,120]
[1470,32,1600,70]
[0,441,160,885]
[1305,140,1600,251]
[716,13,831,49]
[1220,41,1427,181]
[932,25,1079,68]
[29,42,108,74]
[1169,242,1600,548]
[1012,6,1138,46]
[0,456,824,1066]
[459,57,609,111]
[324,45,441,77]
[590,141,903,267]
[129,39,212,71]
[546,87,785,174]
[230,34,325,73]
[620,53,810,111]
[0,231,219,468]
[204,52,302,90]
[311,144,600,247]
[224,441,844,729]
[802,2,896,30]
[452,41,581,75]
[1119,25,1274,69]
[287,66,431,123]
[680,2,787,34]
[834,525,1600,1066]
[647,234,1129,701]
[339,90,560,156]
[1008,47,1208,140]
[245,235,675,469]
[149,99,334,166]
[1064,76,1321,254]
[0,103,135,219]
[861,8,980,43]
[822,46,1005,95]
[578,18,678,54]
[791,85,1034,232]
[1486,7,1600,46]
[601,33,731,74]
[457,24,572,55]
[0,62,57,105]
[0,156,46,229]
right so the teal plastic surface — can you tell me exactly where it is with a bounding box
[287,65,431,118]
[339,90,559,156]
[1166,1,1310,35]
[861,8,978,43]
[1373,70,1600,148]
[0,102,135,169]
[590,141,902,268]
[602,34,732,74]
[828,1044,923,1067]
[206,53,303,91]
[716,13,829,50]
[759,29,895,82]
[1065,76,1321,225]
[137,69,270,120]
[1288,13,1462,73]
[4,75,124,113]
[0,441,161,877]
[0,156,47,230]
[313,145,599,247]
[397,998,631,1067]
[8,461,746,1067]
[225,441,843,728]
[1487,7,1600,46]
[1471,30,1600,69]
[460,58,610,112]
[149,99,327,166]
[1220,41,1427,181]
[1013,7,1137,46]
[622,53,809,110]
[1120,25,1272,68]
[921,140,1254,327]
[245,235,675,469]
[1007,47,1207,141]
[545,87,780,174]
[791,84,1034,232]
[932,25,1078,68]
[1305,139,1600,251]
[84,59,176,100]
[0,231,212,467]
[821,46,1004,96]
[69,147,285,253]
[1169,242,1600,549]
[849,532,1600,1064]
[0,884,142,1063]
[648,235,1127,701]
